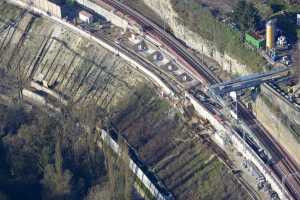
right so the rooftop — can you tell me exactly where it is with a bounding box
[247,31,265,41]
[79,10,93,18]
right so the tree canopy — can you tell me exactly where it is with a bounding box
[231,0,261,31]
[0,103,134,200]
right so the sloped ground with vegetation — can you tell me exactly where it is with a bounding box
[170,0,266,72]
[0,100,142,200]
[123,0,300,72]
[172,0,300,71]
[123,0,266,72]
[122,0,300,163]
[113,90,251,200]
[0,2,250,200]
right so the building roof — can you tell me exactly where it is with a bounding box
[79,10,93,18]
[247,32,264,41]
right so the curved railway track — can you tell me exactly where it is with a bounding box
[99,0,300,199]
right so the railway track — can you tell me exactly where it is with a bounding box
[100,0,218,85]
[240,104,300,199]
[100,0,300,199]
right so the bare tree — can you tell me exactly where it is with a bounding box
[120,139,133,200]
[41,128,72,199]
[84,184,109,200]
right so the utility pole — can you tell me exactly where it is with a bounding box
[183,0,186,41]
[160,0,166,32]
[297,41,300,82]
[230,91,247,154]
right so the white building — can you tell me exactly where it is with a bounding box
[79,10,94,24]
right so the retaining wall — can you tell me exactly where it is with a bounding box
[186,92,292,200]
[30,81,68,105]
[75,0,129,30]
[23,85,172,199]
[99,129,174,200]
[262,84,300,123]
[8,0,292,199]
[9,0,174,97]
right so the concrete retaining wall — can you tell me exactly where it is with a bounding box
[22,86,172,199]
[30,81,68,105]
[10,0,174,97]
[185,93,292,200]
[22,88,61,112]
[262,84,300,124]
[9,0,291,199]
[99,129,174,200]
[75,0,129,30]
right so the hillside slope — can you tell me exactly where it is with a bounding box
[0,3,251,200]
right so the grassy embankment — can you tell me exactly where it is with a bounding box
[171,0,266,73]
[113,86,251,200]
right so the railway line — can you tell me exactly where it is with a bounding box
[240,103,300,199]
[100,0,218,86]
[5,0,300,198]
[101,0,300,199]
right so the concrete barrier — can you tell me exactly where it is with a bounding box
[22,88,61,112]
[22,88,46,104]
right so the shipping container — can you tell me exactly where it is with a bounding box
[245,32,265,49]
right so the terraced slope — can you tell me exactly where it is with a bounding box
[0,3,250,200]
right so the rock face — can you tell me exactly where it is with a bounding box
[142,0,248,75]
[255,87,300,164]
[140,0,300,165]
[255,96,300,164]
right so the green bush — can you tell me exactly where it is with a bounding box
[231,0,261,32]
